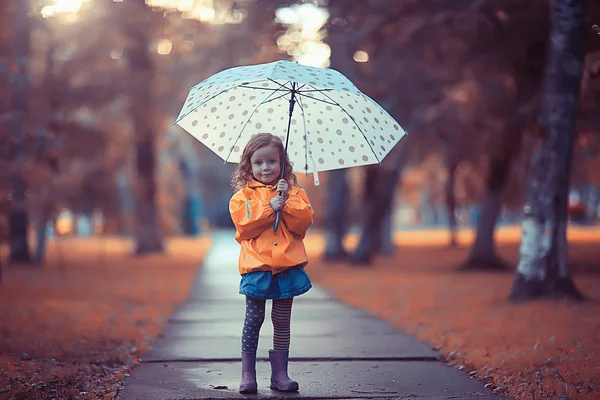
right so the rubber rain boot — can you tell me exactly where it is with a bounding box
[239,351,258,393]
[268,349,299,392]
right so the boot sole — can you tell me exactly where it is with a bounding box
[239,386,258,394]
[270,383,299,392]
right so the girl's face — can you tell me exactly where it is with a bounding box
[250,145,281,185]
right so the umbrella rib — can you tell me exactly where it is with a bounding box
[239,85,283,91]
[268,78,298,92]
[267,79,309,93]
[267,79,310,93]
[297,88,334,93]
[223,86,287,163]
[174,79,266,124]
[295,95,309,176]
[296,92,338,106]
[262,91,293,104]
[305,85,382,165]
[295,96,305,112]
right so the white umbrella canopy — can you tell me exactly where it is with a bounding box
[175,60,406,185]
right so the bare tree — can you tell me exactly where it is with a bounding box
[462,108,533,270]
[509,0,588,301]
[7,0,34,264]
[324,0,410,263]
[121,0,164,255]
[320,0,358,261]
[444,149,459,247]
[351,141,409,264]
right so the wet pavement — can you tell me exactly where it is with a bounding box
[120,230,509,400]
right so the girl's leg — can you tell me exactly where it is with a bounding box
[269,297,298,391]
[242,296,266,352]
[240,296,265,393]
[271,297,293,350]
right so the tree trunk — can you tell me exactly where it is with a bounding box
[352,166,383,263]
[178,160,194,235]
[321,6,358,262]
[178,160,202,235]
[123,1,164,255]
[583,185,599,223]
[0,4,8,281]
[461,98,534,270]
[34,212,48,264]
[509,0,587,302]
[352,143,408,264]
[9,211,31,263]
[380,207,396,255]
[461,158,512,270]
[460,6,546,270]
[133,129,164,255]
[322,169,350,260]
[116,167,134,235]
[8,0,33,264]
[445,157,458,247]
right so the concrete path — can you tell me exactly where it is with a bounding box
[120,230,509,400]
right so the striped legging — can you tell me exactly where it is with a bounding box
[241,296,293,352]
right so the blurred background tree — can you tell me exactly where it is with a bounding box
[0,0,599,304]
[508,0,593,301]
[2,0,291,260]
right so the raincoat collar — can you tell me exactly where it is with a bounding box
[248,180,277,191]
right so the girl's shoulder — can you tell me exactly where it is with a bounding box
[289,185,309,198]
[289,185,303,194]
[231,185,253,201]
[232,183,265,198]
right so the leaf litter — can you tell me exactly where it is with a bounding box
[0,236,210,399]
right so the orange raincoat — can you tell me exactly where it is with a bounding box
[229,180,314,275]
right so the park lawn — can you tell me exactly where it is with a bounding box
[0,236,210,399]
[305,226,600,400]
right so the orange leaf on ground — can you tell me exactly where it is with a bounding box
[305,227,600,400]
[0,236,210,399]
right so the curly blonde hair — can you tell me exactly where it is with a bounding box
[231,133,298,191]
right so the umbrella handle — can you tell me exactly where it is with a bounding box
[273,192,283,231]
[274,210,281,231]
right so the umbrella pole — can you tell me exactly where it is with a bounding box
[274,82,296,231]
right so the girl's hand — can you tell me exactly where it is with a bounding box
[276,179,289,199]
[270,196,286,212]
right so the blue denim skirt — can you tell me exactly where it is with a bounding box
[239,266,312,300]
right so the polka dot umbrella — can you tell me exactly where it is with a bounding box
[174,60,407,229]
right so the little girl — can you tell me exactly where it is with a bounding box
[229,133,314,394]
